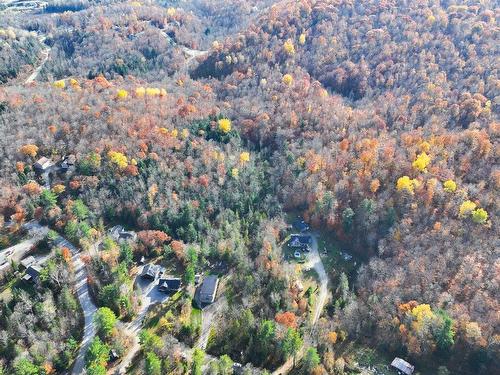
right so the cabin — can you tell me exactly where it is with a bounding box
[289,234,312,250]
[196,275,219,306]
[109,225,137,243]
[391,357,414,375]
[141,264,160,280]
[158,277,182,293]
[33,157,54,173]
[23,264,42,283]
[20,255,36,270]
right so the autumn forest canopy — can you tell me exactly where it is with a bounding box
[0,1,498,375]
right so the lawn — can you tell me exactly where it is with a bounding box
[190,306,202,331]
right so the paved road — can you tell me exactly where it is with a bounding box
[50,236,99,375]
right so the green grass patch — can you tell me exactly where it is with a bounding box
[190,307,202,331]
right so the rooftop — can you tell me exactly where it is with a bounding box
[391,357,414,375]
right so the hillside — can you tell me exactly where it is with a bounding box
[0,1,498,374]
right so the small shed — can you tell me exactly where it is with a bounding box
[391,357,414,375]
[34,157,54,172]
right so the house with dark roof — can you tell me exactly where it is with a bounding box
[391,357,414,375]
[158,277,182,293]
[196,275,219,306]
[141,264,160,280]
[109,225,137,243]
[23,264,42,283]
[288,234,312,250]
[293,218,309,232]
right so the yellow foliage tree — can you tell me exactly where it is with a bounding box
[443,179,457,193]
[181,128,189,139]
[459,200,477,218]
[231,168,239,178]
[108,151,128,169]
[396,176,417,193]
[410,304,436,331]
[284,40,295,55]
[146,87,160,96]
[135,87,145,97]
[19,144,39,158]
[167,7,176,16]
[52,184,66,194]
[53,80,65,89]
[299,33,306,45]
[116,89,128,99]
[412,152,431,172]
[282,74,293,86]
[218,118,231,133]
[239,152,250,163]
[471,208,488,224]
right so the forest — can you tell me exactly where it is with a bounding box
[0,1,498,374]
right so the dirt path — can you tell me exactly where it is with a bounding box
[25,45,50,84]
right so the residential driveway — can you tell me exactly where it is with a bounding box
[111,267,170,374]
[304,232,329,324]
[272,232,329,375]
[197,295,227,350]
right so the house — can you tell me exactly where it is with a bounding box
[141,264,160,280]
[23,264,42,283]
[34,157,54,172]
[109,225,137,243]
[289,234,312,250]
[20,255,36,270]
[293,219,309,232]
[158,277,182,293]
[196,275,219,305]
[391,357,414,375]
